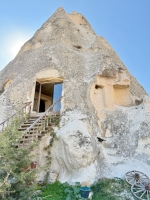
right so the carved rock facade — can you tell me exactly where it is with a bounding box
[0,8,149,184]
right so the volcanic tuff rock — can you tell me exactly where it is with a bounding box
[0,8,150,184]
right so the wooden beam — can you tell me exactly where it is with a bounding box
[37,83,42,112]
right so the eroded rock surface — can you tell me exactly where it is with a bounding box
[0,7,150,184]
[50,111,99,184]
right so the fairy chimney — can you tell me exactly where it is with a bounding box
[0,8,150,184]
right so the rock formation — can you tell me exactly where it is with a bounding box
[0,8,150,185]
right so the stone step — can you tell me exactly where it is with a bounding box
[23,120,43,124]
[23,116,59,124]
[15,143,31,148]
[29,115,41,118]
[18,127,41,131]
[45,126,53,131]
[22,119,50,125]
[19,137,40,143]
[28,117,46,121]
[19,123,53,131]
[23,121,43,125]
[15,113,60,148]
[20,123,43,128]
[29,113,60,119]
[23,133,43,138]
[27,130,48,134]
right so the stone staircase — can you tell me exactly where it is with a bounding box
[0,97,62,149]
[15,112,60,148]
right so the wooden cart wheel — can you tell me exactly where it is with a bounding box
[125,170,150,185]
[131,182,150,200]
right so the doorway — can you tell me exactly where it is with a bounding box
[33,81,62,113]
[39,100,45,112]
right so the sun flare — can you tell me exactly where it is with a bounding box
[9,36,29,57]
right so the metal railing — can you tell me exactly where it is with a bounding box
[0,102,32,131]
[18,97,62,147]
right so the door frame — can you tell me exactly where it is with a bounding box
[33,81,63,113]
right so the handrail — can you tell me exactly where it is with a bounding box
[16,97,63,148]
[26,97,62,132]
[0,101,32,127]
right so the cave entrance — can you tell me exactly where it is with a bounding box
[33,81,62,113]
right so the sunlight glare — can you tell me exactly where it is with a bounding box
[9,36,29,57]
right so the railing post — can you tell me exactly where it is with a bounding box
[44,114,46,129]
[16,97,62,148]
[0,102,32,131]
[28,105,31,119]
[32,128,34,143]
[2,123,4,131]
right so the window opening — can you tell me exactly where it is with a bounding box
[95,85,103,89]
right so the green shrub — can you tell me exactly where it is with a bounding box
[36,178,135,200]
[0,116,37,199]
[91,178,135,200]
[39,181,84,200]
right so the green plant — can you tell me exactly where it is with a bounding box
[63,182,84,200]
[91,178,135,200]
[25,112,30,120]
[39,181,85,200]
[37,178,136,200]
[43,116,60,167]
[0,116,37,199]
[40,181,66,200]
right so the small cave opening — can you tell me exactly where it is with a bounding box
[73,44,82,49]
[4,80,13,91]
[135,99,143,106]
[95,85,103,89]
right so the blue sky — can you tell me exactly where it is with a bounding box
[0,0,150,95]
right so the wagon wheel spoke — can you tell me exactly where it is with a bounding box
[125,170,150,199]
[147,190,149,200]
[125,171,150,185]
[134,189,145,194]
[127,172,136,175]
[131,187,145,199]
[128,178,135,184]
[140,174,146,177]
[139,180,145,186]
[140,190,146,198]
[126,176,133,180]
[137,185,144,189]
[130,172,136,175]
[126,174,134,178]
[140,179,150,184]
[141,177,150,181]
[141,177,149,180]
[140,173,148,177]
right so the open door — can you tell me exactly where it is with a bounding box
[53,83,62,111]
[33,81,62,113]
